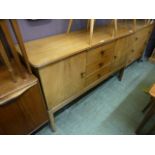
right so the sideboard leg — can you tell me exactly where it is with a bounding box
[118,67,125,81]
[48,111,56,132]
[137,57,143,62]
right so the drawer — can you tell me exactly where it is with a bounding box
[86,42,115,65]
[86,65,111,86]
[86,53,113,76]
[134,28,151,43]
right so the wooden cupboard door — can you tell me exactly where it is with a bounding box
[112,37,128,71]
[0,82,48,135]
[39,52,86,110]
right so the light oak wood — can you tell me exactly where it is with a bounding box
[149,84,155,97]
[67,19,73,34]
[114,19,118,36]
[86,42,115,65]
[16,20,153,68]
[86,65,111,86]
[50,71,111,113]
[48,110,56,132]
[16,20,154,130]
[89,19,95,45]
[133,19,137,31]
[0,40,16,82]
[112,36,129,70]
[39,52,86,110]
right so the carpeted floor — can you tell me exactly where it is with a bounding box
[35,60,155,135]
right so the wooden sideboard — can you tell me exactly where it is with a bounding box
[16,20,154,131]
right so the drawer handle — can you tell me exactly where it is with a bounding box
[135,37,138,40]
[114,56,117,59]
[81,72,86,78]
[99,62,104,67]
[100,50,105,55]
[131,49,135,53]
[97,74,101,78]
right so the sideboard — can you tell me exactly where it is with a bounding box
[16,20,154,131]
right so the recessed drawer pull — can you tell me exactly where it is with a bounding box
[99,62,103,67]
[100,50,105,55]
[135,37,138,40]
[80,72,86,78]
[97,74,101,78]
[114,56,117,59]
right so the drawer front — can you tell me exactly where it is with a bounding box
[86,65,111,86]
[86,42,115,76]
[86,52,113,76]
[86,42,115,65]
[134,27,152,44]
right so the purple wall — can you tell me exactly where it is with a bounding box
[15,19,110,42]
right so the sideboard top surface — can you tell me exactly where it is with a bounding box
[16,21,154,68]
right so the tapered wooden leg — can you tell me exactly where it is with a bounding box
[0,40,16,82]
[118,67,125,81]
[89,19,95,46]
[67,19,73,34]
[0,20,25,78]
[10,20,32,74]
[136,107,154,134]
[48,111,56,132]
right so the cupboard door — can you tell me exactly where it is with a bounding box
[112,37,128,71]
[39,52,86,110]
[0,82,48,135]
